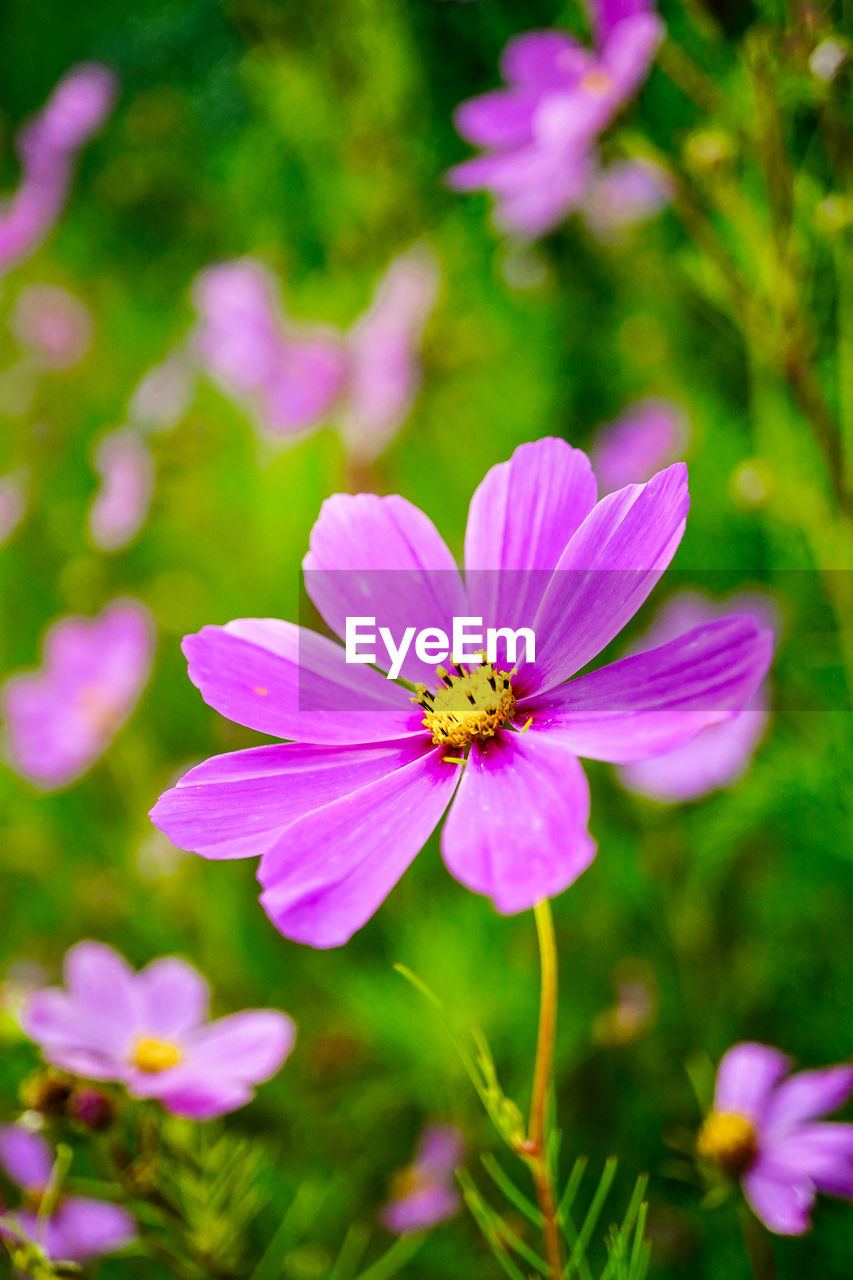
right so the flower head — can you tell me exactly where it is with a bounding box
[88,428,154,551]
[2,599,154,790]
[581,159,673,241]
[0,1124,136,1264]
[151,438,772,947]
[25,941,295,1120]
[0,65,116,275]
[380,1126,464,1235]
[12,284,93,369]
[448,4,664,236]
[699,1043,853,1234]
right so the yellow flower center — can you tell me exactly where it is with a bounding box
[697,1111,757,1176]
[132,1036,183,1073]
[413,661,517,750]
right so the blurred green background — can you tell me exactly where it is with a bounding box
[1,0,851,1276]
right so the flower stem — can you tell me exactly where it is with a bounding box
[739,1206,778,1280]
[525,900,563,1280]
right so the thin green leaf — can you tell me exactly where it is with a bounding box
[565,1157,618,1280]
[351,1233,426,1280]
[481,1154,541,1226]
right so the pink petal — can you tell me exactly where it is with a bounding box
[765,1125,853,1198]
[441,731,596,913]
[500,31,593,89]
[714,1042,791,1122]
[454,91,537,148]
[258,747,458,947]
[138,957,210,1037]
[764,1067,853,1135]
[51,1197,136,1261]
[0,1125,53,1193]
[185,1010,296,1080]
[742,1161,815,1236]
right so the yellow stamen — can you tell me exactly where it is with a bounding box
[520,716,533,734]
[697,1111,757,1176]
[132,1036,183,1073]
[413,659,517,750]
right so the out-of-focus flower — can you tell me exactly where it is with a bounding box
[127,350,196,433]
[581,159,673,241]
[448,3,664,236]
[151,439,771,947]
[0,468,28,545]
[618,591,776,803]
[12,284,93,368]
[0,65,116,274]
[67,1086,117,1131]
[591,398,688,494]
[0,1124,136,1263]
[25,941,296,1120]
[87,428,154,551]
[698,1042,853,1235]
[1,598,154,790]
[380,1126,464,1234]
[192,249,438,457]
[592,958,657,1047]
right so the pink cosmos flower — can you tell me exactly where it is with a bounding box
[128,350,196,433]
[698,1043,853,1235]
[1,598,154,790]
[150,438,772,948]
[87,428,154,551]
[11,284,93,368]
[591,398,688,494]
[192,249,437,455]
[448,3,664,236]
[618,592,776,802]
[0,469,28,545]
[0,65,116,274]
[581,159,672,241]
[380,1126,464,1235]
[24,941,296,1120]
[0,1124,136,1264]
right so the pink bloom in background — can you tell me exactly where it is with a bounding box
[11,283,93,368]
[0,1125,136,1264]
[591,398,689,494]
[25,941,296,1120]
[0,468,28,545]
[1,598,154,790]
[619,592,777,802]
[128,350,196,433]
[151,438,772,948]
[381,1126,464,1235]
[448,3,664,236]
[87,428,154,550]
[698,1043,853,1235]
[192,248,438,455]
[581,159,672,241]
[0,64,116,274]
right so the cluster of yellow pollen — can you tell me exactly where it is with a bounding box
[413,659,517,750]
[696,1110,757,1176]
[132,1036,184,1073]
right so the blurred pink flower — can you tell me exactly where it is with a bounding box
[0,1125,136,1264]
[0,468,28,545]
[448,3,664,235]
[0,64,116,274]
[128,350,196,433]
[699,1042,853,1235]
[582,158,672,240]
[591,398,688,494]
[1,598,154,790]
[12,284,93,368]
[380,1126,464,1234]
[618,591,777,803]
[25,941,296,1120]
[87,428,154,550]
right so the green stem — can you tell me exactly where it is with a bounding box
[739,1205,778,1280]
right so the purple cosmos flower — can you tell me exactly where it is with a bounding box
[591,398,689,494]
[150,438,772,948]
[698,1042,853,1235]
[0,1124,136,1264]
[618,592,776,802]
[1,598,154,790]
[0,469,28,545]
[25,941,296,1120]
[448,4,664,236]
[11,284,93,369]
[87,428,154,551]
[581,158,672,241]
[0,65,116,275]
[380,1126,464,1235]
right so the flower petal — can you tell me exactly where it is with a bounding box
[52,1197,137,1261]
[416,1125,465,1178]
[0,1125,53,1193]
[589,0,655,46]
[258,747,458,947]
[765,1124,853,1198]
[186,1010,296,1080]
[742,1161,815,1236]
[713,1042,791,1122]
[520,617,773,762]
[138,957,210,1037]
[529,463,689,692]
[464,438,597,644]
[62,941,140,1056]
[441,731,596,914]
[454,91,537,148]
[500,31,592,89]
[303,494,466,685]
[151,739,433,860]
[182,619,419,745]
[764,1068,853,1135]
